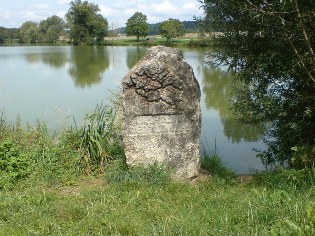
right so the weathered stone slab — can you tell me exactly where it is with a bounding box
[122,46,201,179]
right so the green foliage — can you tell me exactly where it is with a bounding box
[66,0,108,45]
[80,103,124,175]
[201,152,236,181]
[0,140,31,189]
[0,27,19,44]
[253,167,315,191]
[19,21,40,43]
[39,15,65,43]
[159,18,185,45]
[288,204,315,235]
[104,160,171,186]
[112,21,198,36]
[199,0,315,168]
[125,12,149,41]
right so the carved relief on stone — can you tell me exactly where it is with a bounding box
[122,46,201,179]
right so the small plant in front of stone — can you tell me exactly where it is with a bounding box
[80,103,124,176]
[201,152,236,181]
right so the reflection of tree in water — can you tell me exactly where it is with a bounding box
[69,46,109,88]
[24,53,42,64]
[41,52,67,68]
[126,47,147,69]
[202,64,264,143]
[24,49,67,68]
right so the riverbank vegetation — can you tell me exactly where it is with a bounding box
[1,107,315,235]
[1,0,315,233]
[0,0,201,46]
[198,0,315,169]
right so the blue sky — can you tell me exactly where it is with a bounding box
[0,0,203,28]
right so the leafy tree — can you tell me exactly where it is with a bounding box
[19,21,39,43]
[92,14,109,43]
[0,27,10,44]
[0,28,4,44]
[39,15,66,43]
[66,0,108,44]
[198,0,315,168]
[159,18,185,44]
[125,12,149,41]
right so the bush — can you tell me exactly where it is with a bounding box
[0,140,31,189]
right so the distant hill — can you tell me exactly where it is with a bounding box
[110,21,198,36]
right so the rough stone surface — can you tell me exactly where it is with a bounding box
[122,46,201,179]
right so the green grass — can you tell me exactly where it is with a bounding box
[102,37,210,47]
[201,152,237,181]
[1,170,315,235]
[1,109,315,235]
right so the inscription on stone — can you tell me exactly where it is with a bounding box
[122,46,201,179]
[128,115,192,135]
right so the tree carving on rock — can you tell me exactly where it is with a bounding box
[125,65,183,107]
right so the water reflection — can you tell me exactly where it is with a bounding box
[126,47,147,69]
[24,52,42,64]
[42,52,67,68]
[69,46,110,88]
[202,64,263,143]
[0,45,266,173]
[23,48,67,68]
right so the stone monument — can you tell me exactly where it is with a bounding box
[122,46,201,179]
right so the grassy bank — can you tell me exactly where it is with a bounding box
[1,108,315,235]
[101,36,210,47]
[2,35,210,48]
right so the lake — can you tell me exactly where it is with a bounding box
[0,45,266,174]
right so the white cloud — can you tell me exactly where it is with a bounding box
[55,0,70,5]
[151,0,177,15]
[99,5,120,17]
[23,10,46,22]
[124,8,138,16]
[147,15,160,23]
[33,4,49,10]
[56,11,66,18]
[0,9,11,20]
[183,2,198,11]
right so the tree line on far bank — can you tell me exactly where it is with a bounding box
[0,0,197,45]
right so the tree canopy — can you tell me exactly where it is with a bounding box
[125,12,149,41]
[0,27,19,44]
[199,0,315,168]
[159,18,185,44]
[66,0,108,44]
[19,21,39,44]
[39,15,65,43]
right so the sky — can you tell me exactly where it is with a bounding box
[0,0,204,28]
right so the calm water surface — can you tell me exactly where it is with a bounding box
[0,46,266,173]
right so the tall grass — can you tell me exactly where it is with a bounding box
[201,152,237,181]
[79,103,125,175]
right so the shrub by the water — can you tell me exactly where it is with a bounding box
[0,140,31,189]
